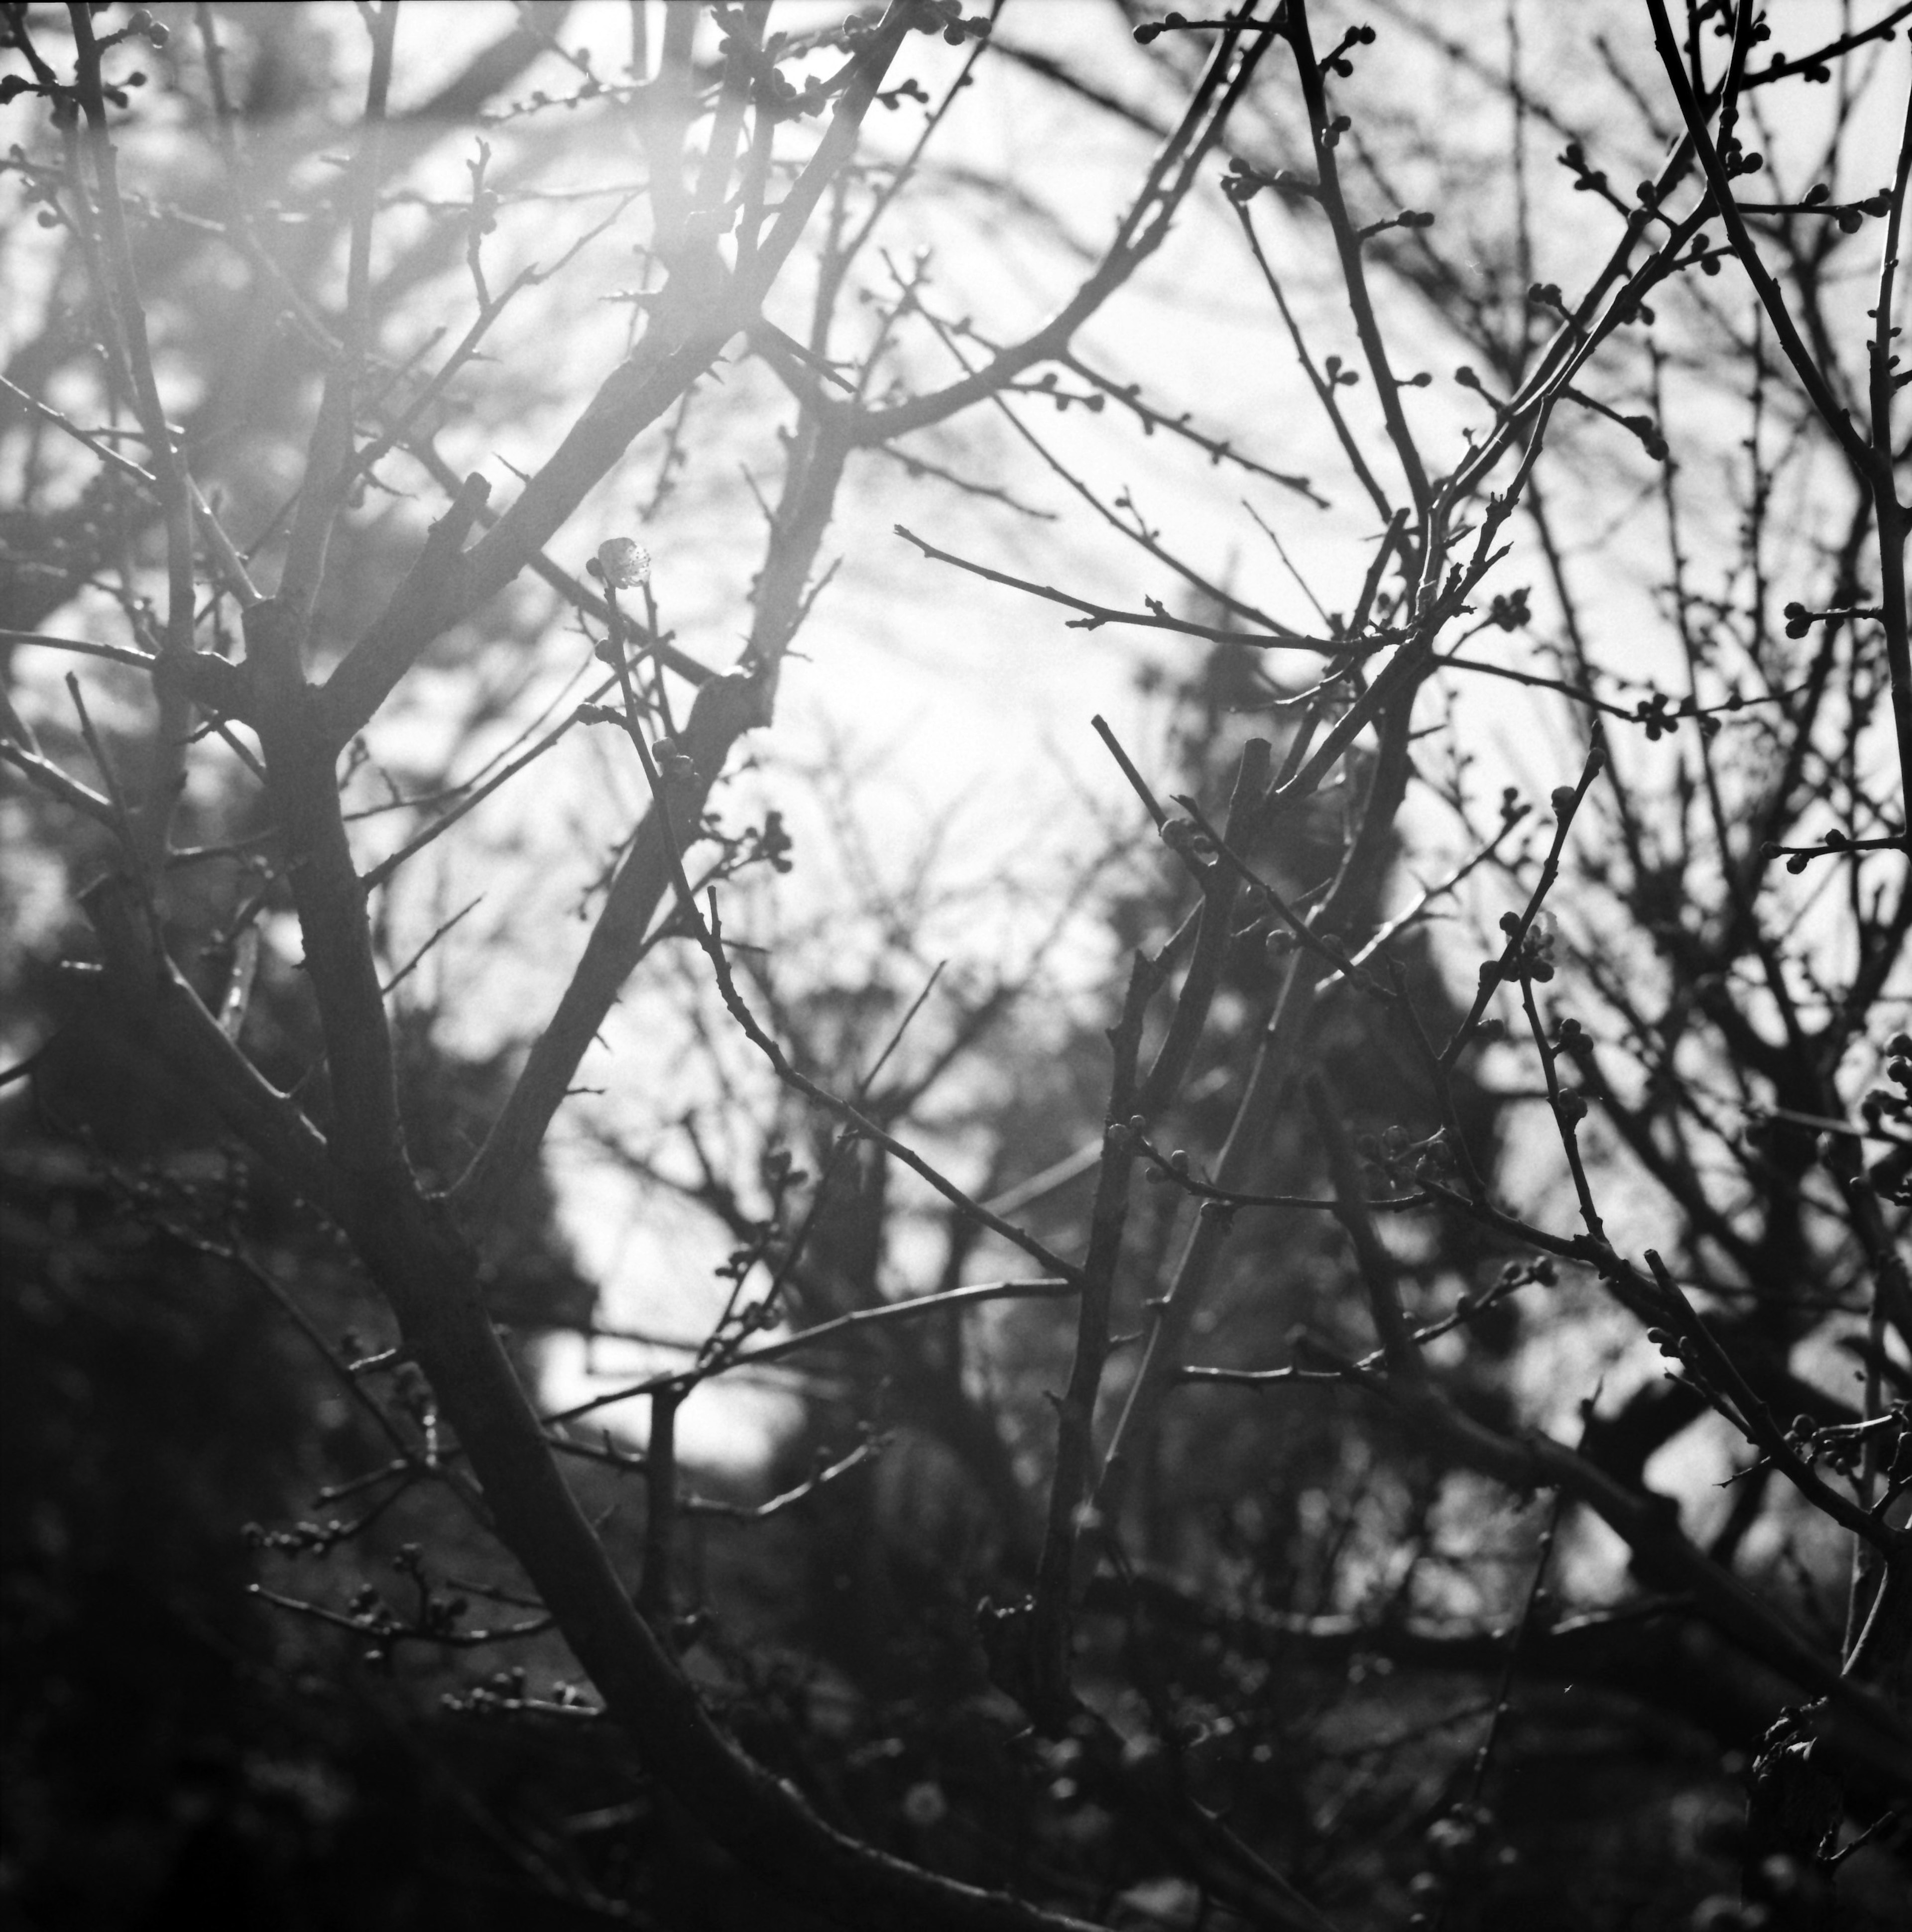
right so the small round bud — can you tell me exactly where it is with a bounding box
[902,1780,948,1826]
[1549,785,1577,816]
[595,537,651,589]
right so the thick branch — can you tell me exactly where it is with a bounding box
[452,674,765,1224]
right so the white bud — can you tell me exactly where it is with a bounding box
[595,537,651,589]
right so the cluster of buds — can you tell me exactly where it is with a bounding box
[1683,229,1725,277]
[446,1668,601,1721]
[1133,10,1197,46]
[448,1671,600,1720]
[458,1667,530,1715]
[1810,184,1890,230]
[1316,22,1379,77]
[1481,909,1556,985]
[1357,1122,1453,1179]
[1494,1256,1558,1292]
[1554,1014,1594,1068]
[1782,598,1887,638]
[114,7,171,47]
[242,1516,353,1557]
[1629,687,1718,740]
[746,808,795,875]
[1860,1033,1912,1131]
[732,53,826,124]
[912,0,993,46]
[1219,157,1315,208]
[1786,1409,1912,1483]
[1557,141,1609,196]
[1717,133,1765,179]
[2,6,167,112]
[1158,814,1214,862]
[1768,825,1899,875]
[1487,587,1531,630]
[1644,1320,1703,1380]
[342,1584,407,1664]
[839,0,987,48]
[650,736,697,786]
